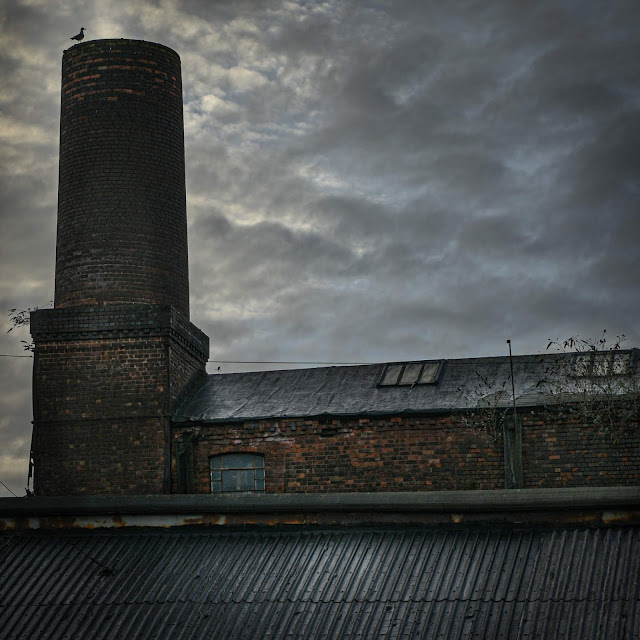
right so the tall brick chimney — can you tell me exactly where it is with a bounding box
[30,40,209,496]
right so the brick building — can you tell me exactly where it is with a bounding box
[3,38,639,640]
[29,39,639,497]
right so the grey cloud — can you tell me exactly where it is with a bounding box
[567,113,640,203]
[190,215,359,306]
[540,82,621,117]
[430,152,507,195]
[269,12,336,57]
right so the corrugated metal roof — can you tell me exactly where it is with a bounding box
[174,350,639,422]
[1,525,638,639]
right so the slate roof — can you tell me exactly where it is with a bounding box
[1,524,639,639]
[174,350,639,423]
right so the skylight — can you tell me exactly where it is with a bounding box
[573,351,634,377]
[379,361,442,386]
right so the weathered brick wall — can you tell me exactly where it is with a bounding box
[28,40,211,496]
[172,410,639,494]
[171,416,505,494]
[34,417,167,495]
[31,306,209,495]
[521,411,640,488]
[55,40,189,315]
[33,337,168,420]
[167,310,210,406]
[33,336,168,495]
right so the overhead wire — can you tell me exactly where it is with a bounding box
[208,360,375,365]
[0,357,374,365]
[0,479,18,497]
[0,355,375,364]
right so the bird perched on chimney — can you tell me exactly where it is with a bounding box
[70,28,86,42]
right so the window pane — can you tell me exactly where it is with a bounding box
[399,363,422,385]
[380,364,402,385]
[222,469,255,492]
[574,354,591,376]
[419,362,440,383]
[236,469,255,491]
[223,453,255,469]
[211,453,265,493]
[592,354,609,376]
[221,469,236,491]
[612,353,630,375]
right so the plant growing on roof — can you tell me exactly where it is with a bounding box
[455,332,639,442]
[454,370,511,442]
[541,332,639,441]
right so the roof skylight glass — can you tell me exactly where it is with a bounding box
[573,351,632,377]
[380,364,403,385]
[400,363,422,385]
[419,362,441,384]
[379,361,442,386]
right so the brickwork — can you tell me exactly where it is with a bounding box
[30,305,209,357]
[31,306,208,495]
[172,416,505,494]
[521,411,640,488]
[172,410,639,494]
[34,418,167,495]
[30,40,210,495]
[55,40,189,314]
[32,334,168,495]
[169,341,208,407]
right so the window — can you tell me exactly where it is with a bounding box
[573,351,633,377]
[210,453,265,493]
[378,360,442,386]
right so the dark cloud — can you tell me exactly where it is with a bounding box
[567,112,640,203]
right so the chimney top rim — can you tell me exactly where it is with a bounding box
[64,39,180,61]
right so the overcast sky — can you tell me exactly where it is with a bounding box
[1,0,639,495]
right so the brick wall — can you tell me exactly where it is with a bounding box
[55,40,189,315]
[33,336,169,419]
[32,305,209,495]
[29,40,211,496]
[172,416,504,493]
[33,335,168,495]
[34,418,167,495]
[521,411,640,488]
[172,409,639,493]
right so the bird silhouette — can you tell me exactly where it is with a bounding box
[70,28,86,42]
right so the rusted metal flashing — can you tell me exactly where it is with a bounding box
[2,509,640,531]
[1,487,638,530]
